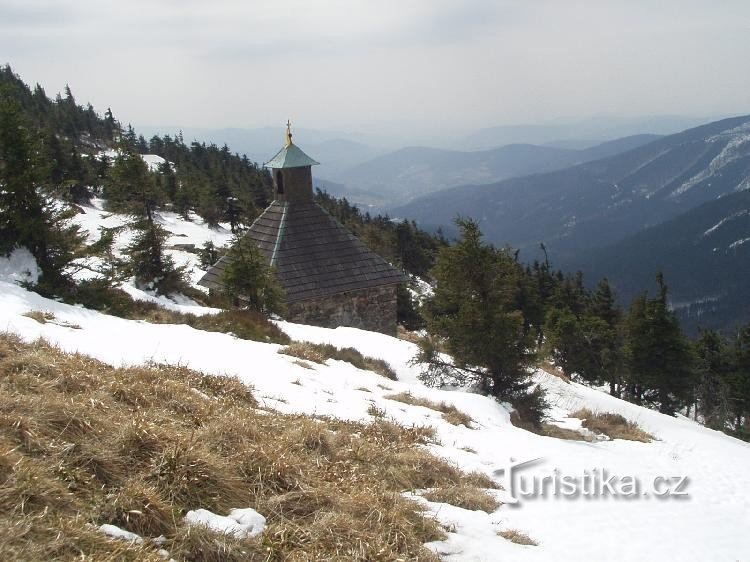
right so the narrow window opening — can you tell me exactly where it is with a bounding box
[276,170,285,194]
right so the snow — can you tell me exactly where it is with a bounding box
[728,237,750,250]
[98,524,144,544]
[184,508,266,539]
[119,282,221,316]
[671,128,750,198]
[141,154,167,172]
[702,209,748,237]
[96,150,169,172]
[418,497,536,559]
[69,198,233,313]
[2,200,750,561]
[0,247,40,285]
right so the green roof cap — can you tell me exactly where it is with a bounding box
[265,143,320,169]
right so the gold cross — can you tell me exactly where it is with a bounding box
[285,119,293,146]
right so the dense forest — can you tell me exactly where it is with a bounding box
[1,64,748,440]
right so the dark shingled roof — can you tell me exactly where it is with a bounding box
[198,201,407,302]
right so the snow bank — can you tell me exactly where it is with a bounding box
[69,199,232,314]
[96,149,169,172]
[0,247,40,285]
[184,508,266,539]
[98,524,144,544]
[141,154,167,172]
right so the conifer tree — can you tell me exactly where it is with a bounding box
[199,240,220,270]
[588,278,625,396]
[624,273,694,414]
[546,277,625,395]
[728,324,750,433]
[103,107,117,140]
[0,89,83,291]
[105,147,163,217]
[542,275,621,389]
[694,329,731,429]
[219,235,284,314]
[418,218,536,401]
[123,215,186,295]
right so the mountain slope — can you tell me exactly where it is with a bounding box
[461,115,706,149]
[575,133,663,162]
[394,115,750,262]
[573,188,750,334]
[2,261,750,561]
[339,144,577,203]
[335,134,661,208]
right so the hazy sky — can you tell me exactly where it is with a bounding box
[2,0,749,137]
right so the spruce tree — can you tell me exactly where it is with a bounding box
[0,89,83,291]
[199,240,220,270]
[543,276,625,394]
[624,274,694,415]
[587,278,625,395]
[219,235,284,314]
[728,324,750,433]
[123,215,186,295]
[103,107,117,140]
[694,329,732,429]
[418,218,536,401]
[105,147,163,217]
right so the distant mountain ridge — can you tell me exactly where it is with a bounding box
[330,134,661,208]
[394,115,750,262]
[461,115,708,150]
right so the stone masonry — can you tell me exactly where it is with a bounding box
[286,285,398,336]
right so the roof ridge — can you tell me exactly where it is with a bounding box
[270,202,289,267]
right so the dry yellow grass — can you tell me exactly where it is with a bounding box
[22,310,81,329]
[367,402,386,418]
[570,408,653,443]
[497,529,538,546]
[22,310,56,324]
[396,325,422,344]
[0,332,495,560]
[535,362,571,383]
[509,412,592,441]
[386,392,474,428]
[279,341,398,380]
[422,486,499,513]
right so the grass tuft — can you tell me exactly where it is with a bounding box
[498,529,538,546]
[367,403,386,418]
[279,341,397,380]
[570,409,653,442]
[22,310,81,329]
[422,486,499,513]
[536,362,571,383]
[70,283,289,344]
[386,392,473,427]
[509,411,592,441]
[23,310,56,324]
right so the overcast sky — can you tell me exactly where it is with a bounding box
[2,0,749,139]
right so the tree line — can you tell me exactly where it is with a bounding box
[417,219,750,439]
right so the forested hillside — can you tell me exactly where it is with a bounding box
[0,65,445,280]
[330,134,661,209]
[395,115,750,261]
[574,188,750,335]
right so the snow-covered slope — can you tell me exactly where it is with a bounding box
[2,202,749,561]
[72,198,233,312]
